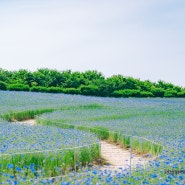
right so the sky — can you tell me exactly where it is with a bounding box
[0,0,185,87]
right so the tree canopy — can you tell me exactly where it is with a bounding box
[0,68,184,98]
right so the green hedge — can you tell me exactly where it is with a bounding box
[30,86,49,92]
[80,85,99,96]
[7,84,30,91]
[61,88,81,95]
[112,89,153,97]
[4,83,185,98]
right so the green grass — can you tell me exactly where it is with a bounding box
[1,104,163,157]
[132,137,163,155]
[0,104,102,180]
[1,103,163,182]
[1,108,55,121]
[37,117,163,156]
[59,103,105,111]
[0,144,100,180]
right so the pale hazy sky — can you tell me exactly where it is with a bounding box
[0,0,185,87]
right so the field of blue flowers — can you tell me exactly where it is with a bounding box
[0,91,185,184]
[0,123,99,154]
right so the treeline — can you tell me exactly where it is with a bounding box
[0,68,185,97]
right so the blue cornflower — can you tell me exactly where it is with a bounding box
[150,174,157,178]
[92,170,98,174]
[179,175,184,181]
[7,164,14,169]
[106,177,112,183]
[14,181,18,185]
[15,167,22,172]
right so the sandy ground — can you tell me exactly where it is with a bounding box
[15,119,36,126]
[100,141,153,171]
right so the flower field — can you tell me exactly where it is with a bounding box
[0,121,100,182]
[0,91,185,184]
[1,123,99,154]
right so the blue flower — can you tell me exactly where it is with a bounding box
[150,174,157,178]
[14,181,18,185]
[7,164,14,169]
[15,167,22,172]
[106,177,112,183]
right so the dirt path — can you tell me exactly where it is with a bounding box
[16,119,36,126]
[101,141,152,170]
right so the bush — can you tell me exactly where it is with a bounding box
[112,89,141,97]
[177,90,185,97]
[47,87,63,93]
[80,85,99,96]
[30,86,49,92]
[151,88,165,97]
[7,84,30,91]
[0,81,7,90]
[62,88,80,95]
[164,90,178,97]
[113,89,153,98]
[139,91,154,97]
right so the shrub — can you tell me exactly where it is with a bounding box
[47,87,63,93]
[139,91,154,97]
[151,88,165,97]
[62,88,80,95]
[0,81,7,90]
[177,90,185,97]
[30,86,49,92]
[7,84,30,91]
[80,85,99,96]
[164,90,178,97]
[112,89,141,97]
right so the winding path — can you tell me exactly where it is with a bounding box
[101,141,152,170]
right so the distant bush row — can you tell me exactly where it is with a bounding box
[0,68,185,97]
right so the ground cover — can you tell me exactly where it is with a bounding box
[36,97,185,184]
[0,91,185,184]
[0,91,96,116]
[0,121,100,182]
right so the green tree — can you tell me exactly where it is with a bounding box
[82,70,105,85]
[10,69,34,86]
[0,81,7,90]
[65,71,86,88]
[156,80,174,90]
[0,68,13,83]
[151,88,165,97]
[99,75,127,96]
[32,68,63,87]
[177,90,185,97]
[164,90,178,97]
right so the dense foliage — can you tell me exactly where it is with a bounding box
[1,68,185,97]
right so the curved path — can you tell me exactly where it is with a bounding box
[101,141,152,170]
[16,119,36,126]
[16,119,153,170]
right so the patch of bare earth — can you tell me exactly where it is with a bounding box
[15,119,36,126]
[100,141,153,171]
